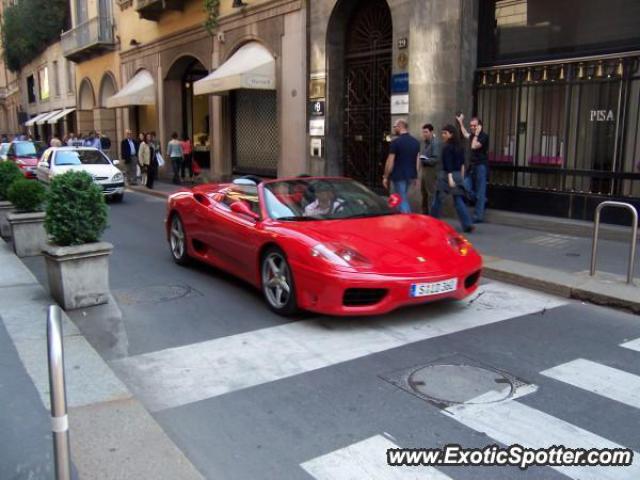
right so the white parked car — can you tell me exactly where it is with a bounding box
[37,147,125,202]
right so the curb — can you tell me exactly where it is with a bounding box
[483,256,640,314]
[126,186,171,199]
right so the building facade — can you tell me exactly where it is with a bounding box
[20,41,77,142]
[62,0,307,179]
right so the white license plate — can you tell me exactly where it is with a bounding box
[410,278,458,297]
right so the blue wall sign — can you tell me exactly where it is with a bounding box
[391,73,409,93]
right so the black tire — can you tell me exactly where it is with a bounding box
[169,214,190,265]
[261,247,298,316]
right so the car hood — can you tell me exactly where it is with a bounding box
[53,164,119,179]
[275,214,477,274]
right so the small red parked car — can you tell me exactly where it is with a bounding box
[6,141,39,178]
[166,176,482,316]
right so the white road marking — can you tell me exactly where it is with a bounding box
[300,435,453,480]
[445,395,640,480]
[541,358,640,409]
[111,281,566,411]
[621,338,640,352]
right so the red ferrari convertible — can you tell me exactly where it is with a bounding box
[165,176,482,316]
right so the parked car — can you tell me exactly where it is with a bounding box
[37,147,125,202]
[166,176,483,316]
[6,141,39,178]
[0,143,9,162]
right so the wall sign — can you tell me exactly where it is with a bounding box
[398,38,408,49]
[397,52,408,70]
[590,109,615,122]
[392,73,409,93]
[309,118,325,136]
[391,94,409,115]
[309,100,325,116]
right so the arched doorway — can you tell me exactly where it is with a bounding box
[77,78,96,138]
[97,73,118,157]
[165,56,209,169]
[328,0,392,188]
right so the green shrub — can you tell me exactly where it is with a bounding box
[0,161,23,201]
[45,171,108,246]
[7,179,46,212]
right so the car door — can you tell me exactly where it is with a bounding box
[37,150,53,183]
[208,187,262,280]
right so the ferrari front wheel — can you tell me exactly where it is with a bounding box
[261,248,298,316]
[169,214,190,265]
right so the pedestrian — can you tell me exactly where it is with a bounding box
[181,134,193,182]
[430,124,474,233]
[167,132,184,185]
[50,135,62,147]
[100,132,111,154]
[120,129,139,186]
[138,132,150,186]
[382,119,420,213]
[419,123,441,214]
[145,132,157,189]
[456,114,489,223]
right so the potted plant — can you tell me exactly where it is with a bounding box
[0,161,23,238]
[43,170,111,310]
[6,179,47,257]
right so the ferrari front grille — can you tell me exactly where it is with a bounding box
[343,288,388,307]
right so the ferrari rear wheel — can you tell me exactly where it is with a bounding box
[169,214,190,265]
[261,248,298,316]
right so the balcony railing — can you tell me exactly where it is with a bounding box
[62,16,115,63]
[135,0,184,21]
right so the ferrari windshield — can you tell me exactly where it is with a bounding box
[264,178,395,220]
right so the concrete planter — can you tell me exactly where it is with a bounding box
[0,200,14,238]
[7,211,47,257]
[43,242,113,310]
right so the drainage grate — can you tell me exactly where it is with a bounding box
[380,354,533,409]
[114,284,203,306]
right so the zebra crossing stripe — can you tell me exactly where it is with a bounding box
[620,338,640,352]
[444,395,640,480]
[300,435,453,480]
[541,358,640,409]
[111,282,566,412]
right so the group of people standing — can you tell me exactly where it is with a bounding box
[120,130,195,188]
[382,115,489,233]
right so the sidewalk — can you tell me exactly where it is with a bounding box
[0,237,203,479]
[126,182,639,313]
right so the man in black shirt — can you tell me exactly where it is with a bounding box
[383,119,420,213]
[457,114,489,223]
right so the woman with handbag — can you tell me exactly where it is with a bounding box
[429,124,474,233]
[144,133,158,189]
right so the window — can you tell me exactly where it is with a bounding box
[39,67,50,101]
[53,61,60,97]
[54,150,110,166]
[66,60,74,93]
[479,0,640,65]
[27,75,36,103]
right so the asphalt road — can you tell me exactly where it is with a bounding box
[24,191,640,479]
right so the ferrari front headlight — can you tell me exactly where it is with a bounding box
[311,243,371,267]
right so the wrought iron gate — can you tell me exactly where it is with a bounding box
[343,0,392,189]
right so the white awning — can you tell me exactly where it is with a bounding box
[36,110,62,125]
[47,108,76,124]
[105,70,155,108]
[24,112,50,127]
[194,42,275,96]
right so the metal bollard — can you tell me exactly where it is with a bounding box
[590,201,638,284]
[47,305,71,480]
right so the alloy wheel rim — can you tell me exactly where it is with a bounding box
[170,216,185,259]
[263,253,291,309]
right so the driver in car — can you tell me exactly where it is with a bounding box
[304,181,346,217]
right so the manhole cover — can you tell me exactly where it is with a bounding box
[408,364,513,405]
